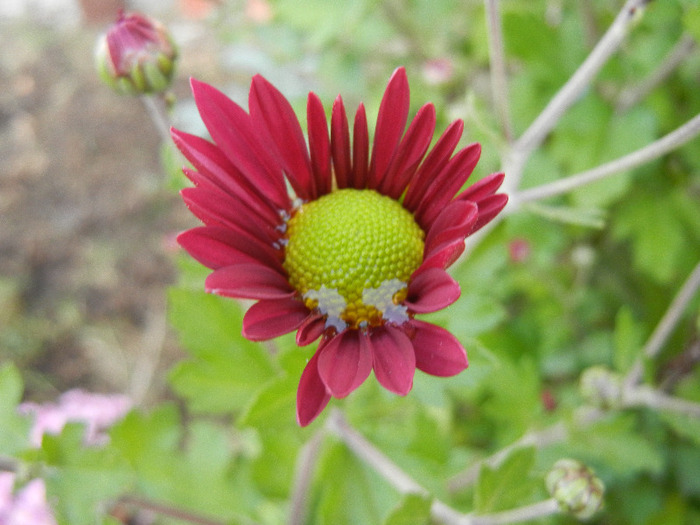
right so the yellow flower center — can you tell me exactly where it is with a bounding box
[283,189,425,331]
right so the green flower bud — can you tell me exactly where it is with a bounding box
[546,459,604,520]
[580,366,623,409]
[96,11,178,96]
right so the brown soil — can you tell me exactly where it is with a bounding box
[0,17,214,404]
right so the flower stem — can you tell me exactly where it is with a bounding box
[448,423,567,492]
[624,386,700,418]
[484,0,513,143]
[625,259,700,387]
[465,0,651,253]
[140,94,172,144]
[617,33,696,112]
[326,409,426,495]
[117,495,234,525]
[328,410,564,525]
[510,111,700,208]
[513,0,652,160]
[288,429,325,525]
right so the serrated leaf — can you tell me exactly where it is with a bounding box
[612,189,689,283]
[384,493,432,525]
[41,424,133,525]
[474,447,537,513]
[168,288,277,413]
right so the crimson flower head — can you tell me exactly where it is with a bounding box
[172,68,507,426]
[96,11,177,95]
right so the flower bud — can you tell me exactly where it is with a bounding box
[96,11,177,95]
[580,366,622,409]
[546,459,604,520]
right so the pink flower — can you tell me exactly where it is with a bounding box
[172,67,507,425]
[0,474,57,525]
[19,389,131,447]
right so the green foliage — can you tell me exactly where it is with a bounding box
[474,447,538,514]
[4,0,700,524]
[0,363,31,456]
[311,442,398,525]
[168,287,277,414]
[40,424,132,525]
[384,493,432,525]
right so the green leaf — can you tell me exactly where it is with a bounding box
[480,357,542,442]
[110,405,258,521]
[312,442,398,525]
[474,447,537,514]
[612,188,689,283]
[239,374,298,429]
[613,307,644,373]
[384,493,432,525]
[0,362,31,455]
[659,412,700,448]
[683,5,700,43]
[568,414,664,477]
[570,108,657,208]
[41,423,133,525]
[168,288,277,413]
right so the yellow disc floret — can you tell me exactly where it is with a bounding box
[284,189,425,331]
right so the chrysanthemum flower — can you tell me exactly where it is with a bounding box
[172,68,507,426]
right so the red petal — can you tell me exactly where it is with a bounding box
[296,314,326,346]
[472,193,509,232]
[182,224,282,270]
[456,172,505,203]
[380,103,436,199]
[307,92,332,197]
[250,75,314,199]
[410,320,468,377]
[190,79,289,210]
[242,297,310,341]
[331,95,352,189]
[417,238,466,273]
[181,186,279,243]
[404,268,461,314]
[178,226,281,270]
[424,200,478,256]
[371,325,415,395]
[172,129,281,223]
[351,103,369,189]
[404,119,464,212]
[368,67,410,189]
[317,331,373,398]
[205,263,293,300]
[416,143,481,228]
[297,351,331,426]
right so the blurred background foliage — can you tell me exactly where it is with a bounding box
[2,0,700,524]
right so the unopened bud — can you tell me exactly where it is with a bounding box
[96,11,177,96]
[546,459,604,520]
[580,366,622,409]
